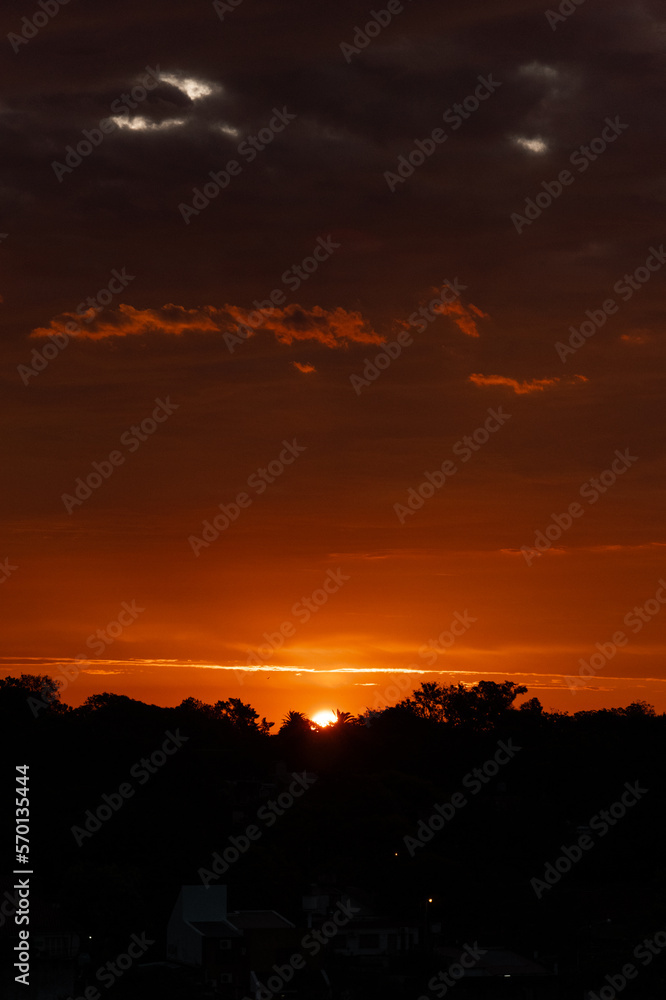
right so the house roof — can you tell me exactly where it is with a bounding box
[339,923,420,933]
[171,886,294,936]
[227,910,295,931]
[189,920,242,938]
[435,947,551,977]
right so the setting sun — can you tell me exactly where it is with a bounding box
[312,709,337,727]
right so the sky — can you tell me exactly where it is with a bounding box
[1,0,665,721]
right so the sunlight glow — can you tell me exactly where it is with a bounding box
[312,709,337,727]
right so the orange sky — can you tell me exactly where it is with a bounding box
[1,0,665,718]
[3,532,666,717]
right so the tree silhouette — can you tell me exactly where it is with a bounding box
[213,697,274,733]
[279,709,314,734]
[519,696,544,714]
[618,700,656,718]
[396,681,447,723]
[396,679,527,729]
[0,672,67,718]
[177,696,214,717]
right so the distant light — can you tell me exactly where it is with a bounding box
[157,72,217,100]
[218,124,240,137]
[427,898,433,903]
[514,136,548,154]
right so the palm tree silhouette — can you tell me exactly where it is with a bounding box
[279,710,314,734]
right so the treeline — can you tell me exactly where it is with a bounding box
[2,673,665,996]
[2,671,659,733]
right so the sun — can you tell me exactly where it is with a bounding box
[312,709,337,727]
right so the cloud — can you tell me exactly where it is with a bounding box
[513,136,548,154]
[30,303,222,340]
[434,299,489,338]
[589,542,666,553]
[232,303,384,348]
[469,373,588,394]
[155,72,220,101]
[501,546,567,560]
[501,541,666,558]
[30,302,383,348]
[109,115,187,131]
[621,331,652,344]
[518,62,559,81]
[293,362,316,373]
